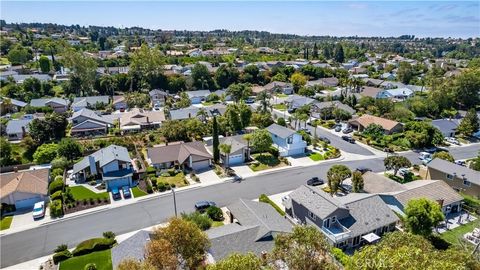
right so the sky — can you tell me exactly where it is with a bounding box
[1,1,479,38]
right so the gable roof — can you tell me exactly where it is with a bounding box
[0,98,27,107]
[362,172,406,194]
[428,158,480,186]
[70,108,114,125]
[72,145,130,174]
[111,230,150,269]
[30,97,69,107]
[186,90,211,98]
[288,185,347,219]
[393,180,463,207]
[0,168,50,198]
[72,96,110,108]
[431,119,461,135]
[349,114,401,131]
[266,123,296,139]
[119,108,165,128]
[6,119,32,134]
[312,101,356,115]
[147,141,212,165]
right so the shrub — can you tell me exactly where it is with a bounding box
[50,190,63,201]
[150,178,157,187]
[181,212,212,231]
[51,157,70,171]
[64,188,75,203]
[268,146,279,157]
[259,194,285,216]
[170,183,176,188]
[54,175,63,182]
[102,231,116,239]
[165,183,171,190]
[331,247,351,266]
[54,244,68,253]
[0,203,16,214]
[53,250,72,264]
[412,164,420,171]
[277,117,286,126]
[49,179,64,194]
[50,168,64,179]
[89,198,95,205]
[50,199,63,217]
[84,263,97,270]
[146,183,153,194]
[207,206,224,221]
[72,237,116,256]
[157,182,166,192]
[146,166,156,175]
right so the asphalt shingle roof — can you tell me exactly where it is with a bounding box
[111,230,150,269]
[288,185,347,219]
[72,145,131,174]
[266,123,296,139]
[427,158,480,186]
[147,141,212,165]
[6,119,32,134]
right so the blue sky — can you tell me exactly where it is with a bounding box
[1,1,479,38]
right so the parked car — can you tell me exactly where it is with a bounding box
[112,188,121,200]
[356,167,372,174]
[398,168,410,177]
[446,137,460,145]
[318,136,331,144]
[122,186,131,198]
[418,152,432,160]
[341,135,355,143]
[195,201,216,212]
[335,125,342,132]
[306,177,324,186]
[342,127,353,134]
[245,98,255,104]
[32,201,45,219]
[455,160,466,166]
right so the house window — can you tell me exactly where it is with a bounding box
[464,180,471,187]
[308,211,316,221]
[323,218,330,228]
[331,216,337,223]
[446,173,454,180]
[287,136,293,144]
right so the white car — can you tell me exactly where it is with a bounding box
[446,137,460,145]
[32,201,45,219]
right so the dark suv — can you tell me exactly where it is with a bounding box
[341,135,355,143]
[194,201,216,212]
[306,177,324,186]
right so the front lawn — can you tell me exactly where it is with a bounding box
[60,249,112,270]
[439,217,480,247]
[69,186,109,201]
[212,221,224,227]
[273,104,287,111]
[0,216,13,230]
[308,152,325,161]
[249,153,286,172]
[131,186,148,198]
[159,172,188,188]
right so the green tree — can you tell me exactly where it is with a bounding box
[405,198,444,237]
[33,143,59,164]
[129,44,166,90]
[63,49,98,96]
[363,123,384,141]
[457,108,479,136]
[242,65,259,84]
[384,155,412,176]
[208,253,262,270]
[243,133,253,161]
[469,152,480,171]
[192,63,214,89]
[39,55,51,73]
[0,137,14,166]
[374,98,394,116]
[432,151,455,162]
[219,143,232,168]
[404,121,444,148]
[334,43,345,63]
[453,69,480,109]
[250,129,273,153]
[227,83,252,103]
[212,116,220,163]
[7,45,32,65]
[256,90,271,113]
[290,72,307,92]
[270,226,334,270]
[57,138,83,161]
[327,165,352,194]
[215,64,239,88]
[351,171,364,193]
[397,62,413,84]
[28,113,67,144]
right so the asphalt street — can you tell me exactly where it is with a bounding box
[0,143,478,267]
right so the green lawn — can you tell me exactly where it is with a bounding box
[440,217,480,246]
[60,249,112,270]
[10,112,25,119]
[249,153,285,172]
[309,152,325,161]
[69,186,109,201]
[131,186,148,198]
[212,221,224,227]
[202,101,215,106]
[1,216,13,230]
[273,104,287,111]
[275,93,289,98]
[159,172,188,187]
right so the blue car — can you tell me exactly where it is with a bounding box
[112,188,121,200]
[122,186,131,198]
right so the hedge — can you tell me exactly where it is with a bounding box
[71,237,116,256]
[331,247,351,266]
[259,194,285,216]
[49,179,64,194]
[50,199,63,217]
[50,190,63,201]
[53,250,72,264]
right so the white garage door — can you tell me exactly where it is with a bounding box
[191,160,210,171]
[228,154,244,165]
[15,196,42,209]
[107,178,130,190]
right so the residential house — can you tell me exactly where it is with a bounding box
[306,77,339,88]
[362,172,464,215]
[285,95,316,110]
[425,158,480,198]
[0,98,27,115]
[208,198,292,261]
[30,97,69,113]
[375,88,414,100]
[264,81,294,95]
[169,104,227,121]
[205,135,249,165]
[358,86,383,98]
[69,108,114,137]
[186,90,211,104]
[119,108,165,133]
[311,101,356,119]
[112,95,127,111]
[380,72,396,80]
[0,168,50,209]
[284,185,398,249]
[111,230,151,269]
[266,123,307,156]
[0,74,51,84]
[431,119,461,137]
[71,96,110,112]
[6,119,32,141]
[348,114,403,134]
[149,89,169,109]
[71,145,133,190]
[147,141,213,171]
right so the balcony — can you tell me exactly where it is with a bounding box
[321,222,352,243]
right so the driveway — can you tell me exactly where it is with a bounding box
[197,169,224,186]
[9,208,52,232]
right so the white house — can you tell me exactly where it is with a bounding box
[266,124,307,156]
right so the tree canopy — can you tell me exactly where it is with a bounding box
[404,198,444,237]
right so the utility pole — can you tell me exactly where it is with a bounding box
[172,188,177,217]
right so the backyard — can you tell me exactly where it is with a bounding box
[0,216,13,230]
[249,153,287,172]
[59,249,112,270]
[440,216,480,247]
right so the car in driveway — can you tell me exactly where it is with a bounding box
[455,160,466,166]
[446,137,460,145]
[306,177,324,186]
[195,201,216,212]
[112,188,121,200]
[341,135,355,143]
[335,125,342,132]
[122,186,131,198]
[342,127,353,134]
[318,136,331,144]
[398,168,410,177]
[356,167,372,174]
[32,201,45,219]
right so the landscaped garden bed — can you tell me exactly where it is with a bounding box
[63,186,110,215]
[249,153,288,172]
[308,145,340,161]
[131,186,148,198]
[0,215,13,230]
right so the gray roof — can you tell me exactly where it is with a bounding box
[111,230,150,269]
[1,74,51,83]
[285,95,316,108]
[266,123,296,139]
[72,96,110,108]
[431,119,461,134]
[186,90,211,98]
[288,185,347,219]
[103,169,133,181]
[206,135,247,154]
[70,108,114,125]
[312,101,356,115]
[30,97,69,107]
[362,172,406,194]
[169,106,200,120]
[428,158,480,186]
[72,145,131,174]
[0,98,27,107]
[6,119,32,134]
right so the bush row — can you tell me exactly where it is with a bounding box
[71,237,116,256]
[259,194,285,216]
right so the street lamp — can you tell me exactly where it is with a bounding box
[172,188,177,217]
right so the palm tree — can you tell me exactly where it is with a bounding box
[219,143,232,168]
[256,91,271,113]
[242,133,253,161]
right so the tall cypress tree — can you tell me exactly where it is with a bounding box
[212,116,220,163]
[312,43,319,58]
[334,44,345,63]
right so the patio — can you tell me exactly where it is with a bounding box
[436,211,477,233]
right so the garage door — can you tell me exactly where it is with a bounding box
[228,154,244,165]
[287,147,305,156]
[191,160,210,171]
[15,196,42,209]
[107,178,130,191]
